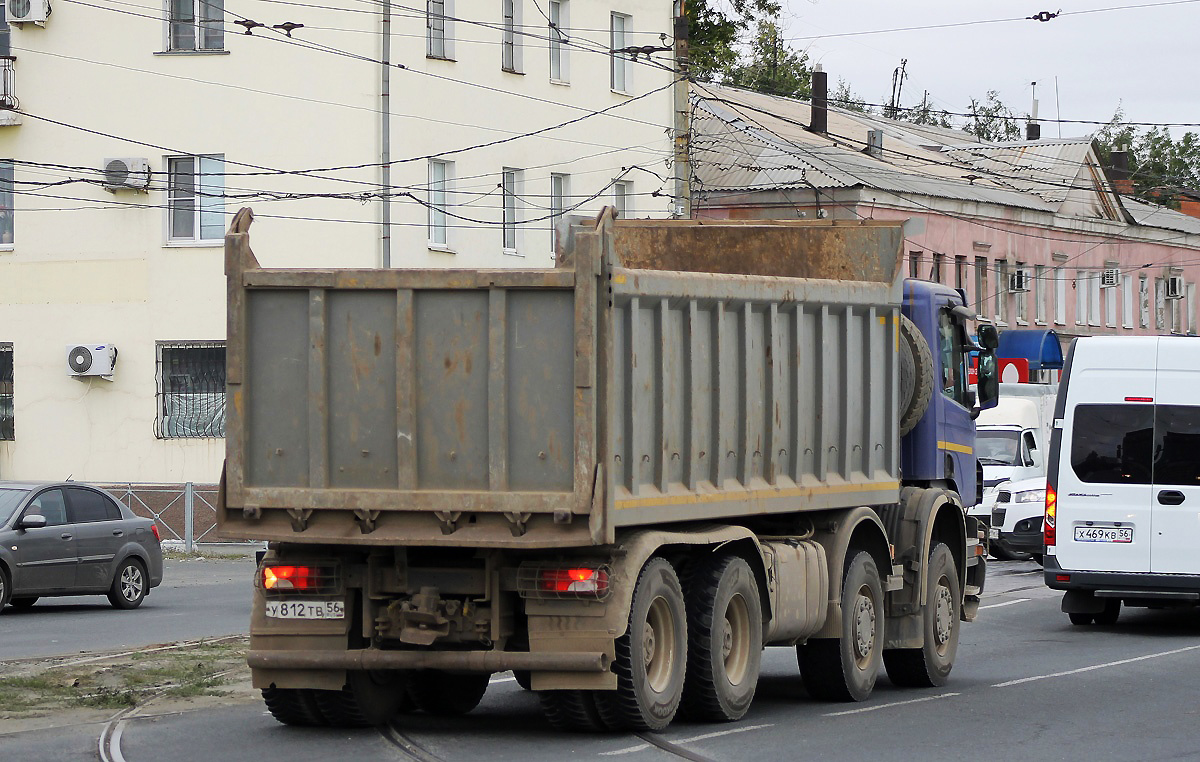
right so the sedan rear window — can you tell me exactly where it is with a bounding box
[1071,404,1153,484]
[0,487,28,524]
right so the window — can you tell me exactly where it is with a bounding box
[908,251,922,279]
[1154,405,1200,484]
[955,255,967,295]
[168,155,224,243]
[25,488,68,526]
[1189,284,1197,335]
[0,159,12,245]
[936,309,970,407]
[548,0,569,82]
[995,260,1008,323]
[613,180,631,217]
[1155,278,1166,330]
[1105,278,1117,327]
[1089,273,1102,326]
[501,168,522,253]
[1034,264,1046,323]
[974,257,987,316]
[930,252,943,283]
[1054,267,1066,324]
[0,343,11,440]
[427,0,454,59]
[1071,404,1153,484]
[0,3,9,57]
[1015,265,1027,323]
[168,0,224,52]
[1075,271,1088,326]
[67,488,122,523]
[156,343,226,438]
[501,0,522,73]
[428,159,452,248]
[1140,275,1150,328]
[1122,275,1134,328]
[550,172,569,252]
[610,13,631,92]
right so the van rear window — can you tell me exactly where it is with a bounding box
[1154,405,1200,485]
[1071,404,1153,484]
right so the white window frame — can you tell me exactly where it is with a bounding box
[1140,275,1150,328]
[1089,273,1102,326]
[613,179,632,217]
[550,172,569,253]
[502,167,523,255]
[428,159,452,250]
[1155,278,1166,330]
[995,260,1008,324]
[1034,264,1046,323]
[1015,261,1028,324]
[610,12,632,93]
[501,0,523,73]
[1122,274,1134,328]
[1105,278,1117,327]
[1054,267,1066,325]
[1075,271,1088,326]
[1190,283,1198,335]
[548,0,569,83]
[974,257,987,317]
[167,154,224,245]
[166,0,225,52]
[427,0,455,60]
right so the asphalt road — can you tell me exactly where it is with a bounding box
[8,557,1200,762]
[0,555,258,660]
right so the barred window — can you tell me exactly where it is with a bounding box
[1,343,12,440]
[156,342,226,438]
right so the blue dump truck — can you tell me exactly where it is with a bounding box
[218,209,998,731]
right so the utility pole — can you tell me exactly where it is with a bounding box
[672,2,691,218]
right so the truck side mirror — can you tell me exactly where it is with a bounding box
[977,323,999,350]
[976,350,999,410]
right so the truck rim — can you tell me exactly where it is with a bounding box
[723,593,751,685]
[644,596,676,693]
[852,586,877,665]
[933,579,955,653]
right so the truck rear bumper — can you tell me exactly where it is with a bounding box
[247,648,611,674]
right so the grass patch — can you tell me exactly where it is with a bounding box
[0,637,249,718]
[162,549,253,561]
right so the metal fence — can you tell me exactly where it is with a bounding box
[99,482,224,552]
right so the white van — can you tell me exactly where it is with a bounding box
[1045,335,1200,625]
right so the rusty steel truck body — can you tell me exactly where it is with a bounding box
[217,208,999,731]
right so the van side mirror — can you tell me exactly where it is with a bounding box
[18,514,47,530]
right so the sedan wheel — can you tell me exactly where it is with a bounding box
[108,559,147,609]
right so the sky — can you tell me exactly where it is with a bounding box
[774,0,1199,138]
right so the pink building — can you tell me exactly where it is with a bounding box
[688,82,1200,350]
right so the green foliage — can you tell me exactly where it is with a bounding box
[831,78,871,114]
[722,21,811,98]
[899,97,952,128]
[686,0,780,82]
[1094,108,1200,205]
[963,90,1022,142]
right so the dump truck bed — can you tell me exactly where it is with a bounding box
[218,212,905,548]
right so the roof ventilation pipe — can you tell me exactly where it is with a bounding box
[809,65,827,134]
[1026,122,1041,141]
[865,129,883,158]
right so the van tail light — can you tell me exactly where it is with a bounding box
[1044,483,1057,547]
[262,565,319,591]
[151,524,161,543]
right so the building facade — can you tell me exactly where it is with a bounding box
[0,0,677,482]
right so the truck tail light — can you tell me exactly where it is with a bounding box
[1044,484,1057,547]
[263,565,318,591]
[518,564,613,600]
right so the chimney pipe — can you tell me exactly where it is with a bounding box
[1025,122,1041,141]
[1110,151,1133,195]
[810,65,827,134]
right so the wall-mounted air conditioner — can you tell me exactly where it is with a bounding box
[1100,268,1121,288]
[67,344,117,378]
[1166,275,1185,300]
[1009,268,1031,293]
[102,158,151,191]
[8,0,49,25]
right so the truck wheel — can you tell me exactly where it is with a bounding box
[539,690,611,731]
[262,686,328,726]
[898,314,934,436]
[682,555,763,722]
[883,543,961,688]
[1093,599,1121,626]
[798,551,884,702]
[314,670,413,726]
[107,558,147,609]
[1068,612,1094,625]
[408,671,489,716]
[598,556,687,730]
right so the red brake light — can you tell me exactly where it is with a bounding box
[1044,484,1057,547]
[263,565,317,591]
[151,524,161,542]
[540,568,610,595]
[1125,396,1153,402]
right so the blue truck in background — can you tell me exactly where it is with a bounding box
[218,210,999,732]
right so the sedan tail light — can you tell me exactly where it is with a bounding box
[151,523,161,543]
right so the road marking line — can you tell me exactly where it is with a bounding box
[600,724,772,755]
[979,598,1031,610]
[992,644,1200,688]
[823,692,960,717]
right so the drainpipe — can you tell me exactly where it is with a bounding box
[380,0,392,268]
[672,4,691,218]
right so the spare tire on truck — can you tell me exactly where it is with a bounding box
[898,314,934,436]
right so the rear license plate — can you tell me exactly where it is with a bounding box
[265,599,345,620]
[1073,526,1133,543]
[988,527,1000,540]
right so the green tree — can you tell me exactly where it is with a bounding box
[900,94,952,128]
[722,21,812,98]
[685,0,780,82]
[964,90,1022,142]
[1095,109,1200,204]
[831,78,871,113]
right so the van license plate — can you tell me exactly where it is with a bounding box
[1073,526,1133,543]
[265,600,345,619]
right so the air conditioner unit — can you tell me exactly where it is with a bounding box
[102,158,151,191]
[1166,275,1186,300]
[8,0,49,24]
[1009,269,1031,293]
[1100,268,1121,288]
[66,344,117,377]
